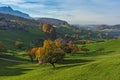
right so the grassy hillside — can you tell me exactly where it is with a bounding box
[0,13,98,50]
[0,13,46,49]
[85,39,120,56]
[0,28,46,49]
[0,39,120,80]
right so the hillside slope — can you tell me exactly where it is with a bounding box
[0,13,98,49]
[0,13,45,49]
[0,40,120,80]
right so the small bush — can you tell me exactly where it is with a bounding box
[0,41,6,53]
[79,46,90,53]
[96,40,105,43]
[15,40,24,50]
[96,47,105,52]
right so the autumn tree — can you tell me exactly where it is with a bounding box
[43,40,56,51]
[35,47,46,64]
[54,38,70,52]
[0,41,6,53]
[15,40,24,50]
[35,39,65,68]
[35,40,56,64]
[68,41,79,54]
[27,40,55,63]
[117,36,120,39]
[54,39,79,54]
[41,23,56,38]
[41,48,65,68]
[27,47,38,62]
[54,38,66,48]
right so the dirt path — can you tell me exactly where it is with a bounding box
[0,58,30,63]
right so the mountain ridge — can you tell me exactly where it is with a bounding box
[36,17,69,25]
[0,6,69,25]
[0,6,31,19]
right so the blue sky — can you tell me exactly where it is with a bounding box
[0,0,120,24]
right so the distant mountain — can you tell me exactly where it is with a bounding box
[0,6,31,19]
[93,24,120,32]
[0,13,95,49]
[36,17,69,25]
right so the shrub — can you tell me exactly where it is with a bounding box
[82,48,90,53]
[0,41,6,53]
[68,41,79,54]
[96,40,105,43]
[96,47,105,52]
[15,40,24,50]
[79,46,90,53]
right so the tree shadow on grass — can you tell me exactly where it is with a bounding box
[78,50,115,57]
[59,59,93,64]
[56,63,86,69]
[56,59,94,69]
[0,54,30,61]
[0,60,33,76]
[106,51,115,54]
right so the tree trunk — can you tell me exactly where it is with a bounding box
[38,60,42,64]
[29,55,33,62]
[51,63,55,68]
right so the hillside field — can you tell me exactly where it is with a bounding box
[0,39,120,80]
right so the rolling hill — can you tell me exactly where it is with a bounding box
[0,39,120,80]
[0,13,95,50]
[0,13,45,49]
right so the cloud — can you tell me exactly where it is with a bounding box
[0,0,120,24]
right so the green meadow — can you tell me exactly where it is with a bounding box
[0,39,120,80]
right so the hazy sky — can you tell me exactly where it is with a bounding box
[0,0,120,24]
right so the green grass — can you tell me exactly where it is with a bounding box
[86,39,120,51]
[78,39,120,57]
[0,39,120,80]
[0,29,45,50]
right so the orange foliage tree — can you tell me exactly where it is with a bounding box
[41,23,56,38]
[43,40,56,51]
[32,39,65,68]
[68,41,79,54]
[27,39,79,67]
[28,40,57,63]
[35,47,46,64]
[54,38,67,48]
[54,38,72,53]
[27,47,38,62]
